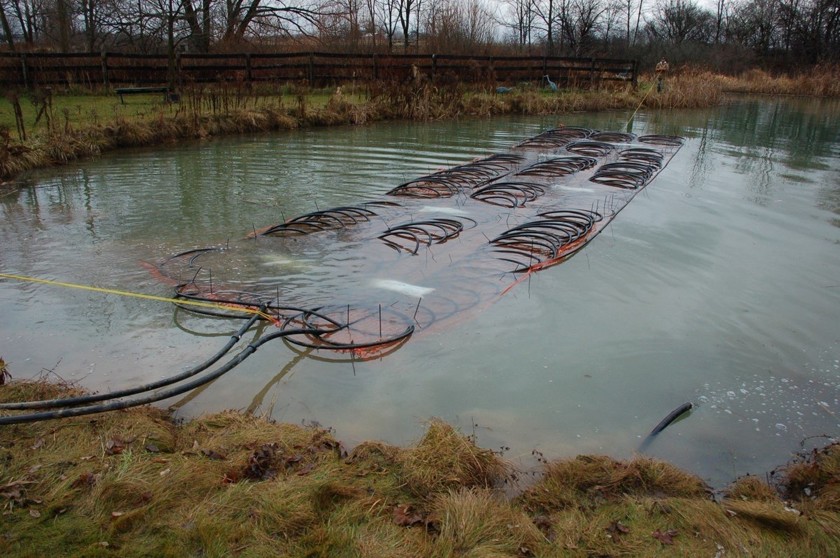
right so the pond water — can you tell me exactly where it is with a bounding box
[2,97,839,487]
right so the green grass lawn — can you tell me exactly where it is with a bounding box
[1,93,175,134]
[1,90,364,138]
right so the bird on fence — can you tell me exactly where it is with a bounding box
[542,75,558,92]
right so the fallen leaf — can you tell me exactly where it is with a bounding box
[606,520,630,540]
[145,444,160,453]
[79,455,95,462]
[71,472,100,489]
[151,457,169,464]
[111,511,125,518]
[652,529,679,545]
[222,471,240,484]
[159,468,170,477]
[285,455,303,466]
[31,438,45,450]
[296,463,315,476]
[1,480,37,503]
[29,509,41,518]
[244,443,279,481]
[105,439,125,455]
[28,465,42,475]
[201,449,226,461]
[393,504,424,527]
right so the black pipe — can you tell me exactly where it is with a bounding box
[0,311,263,411]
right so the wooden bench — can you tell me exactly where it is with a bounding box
[115,87,177,104]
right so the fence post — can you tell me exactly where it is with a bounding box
[632,60,638,88]
[101,52,109,88]
[245,53,252,83]
[372,53,378,80]
[308,52,314,86]
[431,53,437,80]
[20,53,29,89]
[590,58,596,87]
[175,51,182,88]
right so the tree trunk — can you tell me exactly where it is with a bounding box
[0,4,15,50]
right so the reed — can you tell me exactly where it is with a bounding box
[711,65,840,97]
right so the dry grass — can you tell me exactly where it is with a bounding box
[725,474,779,502]
[709,65,840,97]
[400,419,510,499]
[431,488,545,556]
[3,379,840,555]
[518,454,710,513]
[2,66,839,182]
[0,76,726,183]
[777,442,840,512]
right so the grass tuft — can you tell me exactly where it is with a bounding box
[400,419,510,499]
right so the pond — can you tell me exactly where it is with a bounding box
[2,97,839,487]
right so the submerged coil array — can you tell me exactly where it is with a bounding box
[639,135,686,147]
[590,131,637,143]
[514,156,598,178]
[0,127,685,425]
[386,153,525,198]
[566,140,615,157]
[261,202,399,236]
[514,127,593,149]
[619,147,665,169]
[470,181,545,208]
[379,218,466,254]
[490,209,604,272]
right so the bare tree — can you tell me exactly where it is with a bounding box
[599,0,624,50]
[648,0,712,45]
[6,0,40,44]
[379,0,399,50]
[425,0,496,52]
[534,0,562,54]
[0,0,17,48]
[620,0,643,46]
[713,0,726,43]
[182,0,213,51]
[729,0,779,55]
[501,0,537,50]
[220,0,319,45]
[560,0,605,55]
[396,0,417,50]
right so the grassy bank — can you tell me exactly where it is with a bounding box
[1,379,839,557]
[3,67,839,183]
[0,72,724,182]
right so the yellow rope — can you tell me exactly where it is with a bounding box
[625,79,657,130]
[0,272,275,322]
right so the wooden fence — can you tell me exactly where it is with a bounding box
[0,51,637,90]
